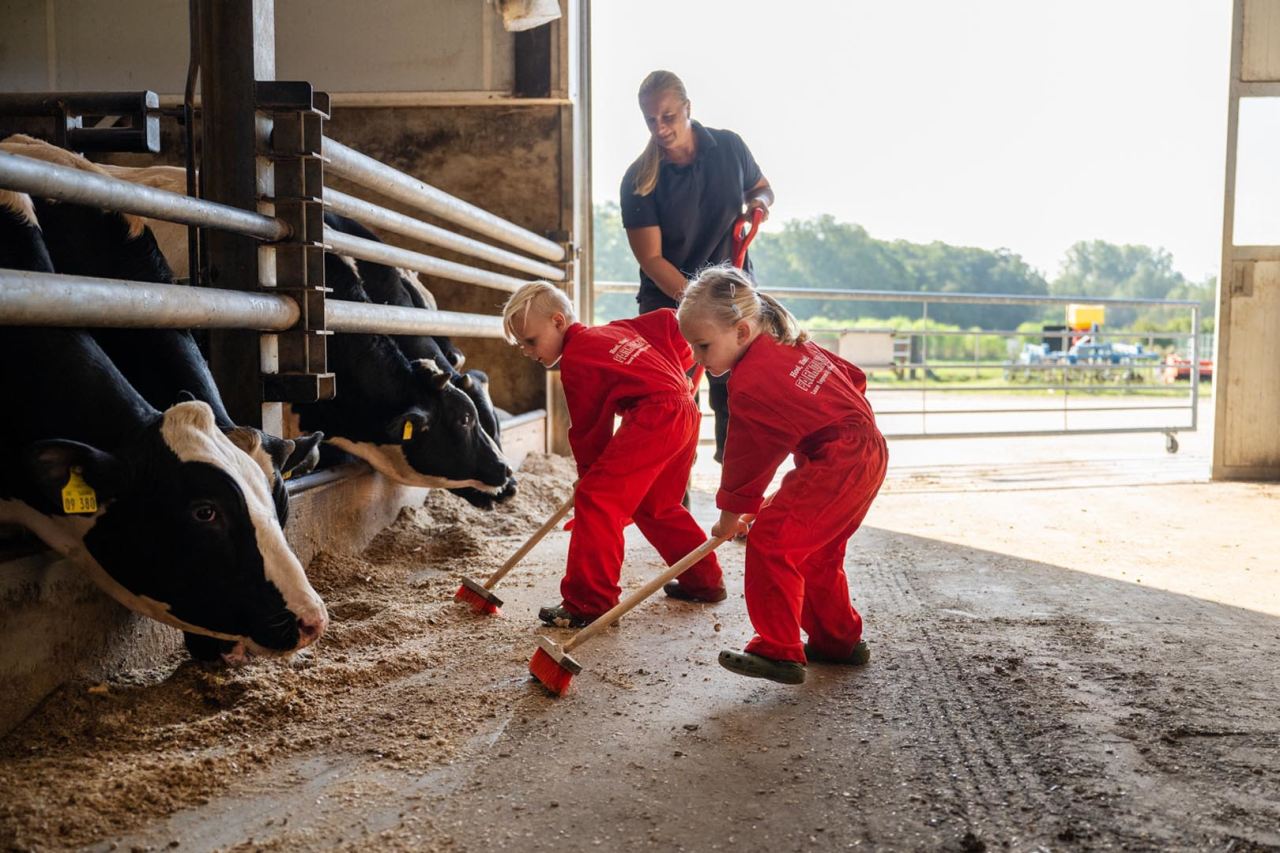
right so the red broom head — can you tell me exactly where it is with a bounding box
[529,640,580,697]
[454,579,502,615]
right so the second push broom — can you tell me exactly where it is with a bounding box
[529,532,733,696]
[454,487,576,615]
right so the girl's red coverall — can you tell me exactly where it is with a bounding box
[558,308,724,617]
[718,334,888,663]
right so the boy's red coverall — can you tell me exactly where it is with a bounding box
[558,308,723,617]
[718,334,888,663]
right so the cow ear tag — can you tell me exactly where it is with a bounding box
[61,466,98,515]
[402,420,414,441]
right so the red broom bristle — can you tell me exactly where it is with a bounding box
[454,584,501,616]
[529,647,574,696]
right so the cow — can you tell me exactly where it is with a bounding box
[0,136,323,518]
[294,247,517,507]
[321,212,502,447]
[41,147,517,507]
[0,192,329,662]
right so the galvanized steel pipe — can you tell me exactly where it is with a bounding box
[0,269,299,329]
[325,228,529,293]
[323,137,564,262]
[0,269,505,338]
[0,151,290,242]
[325,189,565,281]
[326,301,505,339]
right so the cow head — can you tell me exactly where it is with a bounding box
[3,401,328,655]
[325,360,516,507]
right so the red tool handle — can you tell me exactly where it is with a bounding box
[731,206,765,269]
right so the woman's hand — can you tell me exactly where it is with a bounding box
[712,510,749,539]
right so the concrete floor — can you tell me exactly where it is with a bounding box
[36,404,1273,852]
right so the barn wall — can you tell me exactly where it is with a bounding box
[324,104,566,414]
[0,1,513,95]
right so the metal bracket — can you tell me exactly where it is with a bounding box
[0,91,161,153]
[258,83,334,403]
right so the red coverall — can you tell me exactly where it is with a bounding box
[558,309,724,617]
[718,334,888,663]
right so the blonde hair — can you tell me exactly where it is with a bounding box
[632,70,689,197]
[501,281,576,343]
[678,264,809,346]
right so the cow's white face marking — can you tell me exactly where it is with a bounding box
[160,402,327,638]
[326,437,501,492]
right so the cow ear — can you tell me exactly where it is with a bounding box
[283,431,324,478]
[389,410,430,443]
[15,439,125,515]
[257,432,297,472]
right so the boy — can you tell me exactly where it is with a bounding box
[502,282,725,626]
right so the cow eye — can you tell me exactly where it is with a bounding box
[191,502,218,523]
[460,413,474,429]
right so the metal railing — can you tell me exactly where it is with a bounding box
[0,269,506,338]
[323,137,564,263]
[599,281,1203,447]
[0,137,556,336]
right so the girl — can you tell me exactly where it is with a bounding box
[677,265,888,684]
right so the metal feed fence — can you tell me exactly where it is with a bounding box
[596,282,1202,453]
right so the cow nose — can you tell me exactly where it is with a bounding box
[296,609,329,647]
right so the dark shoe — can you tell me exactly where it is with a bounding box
[804,640,871,666]
[538,603,594,629]
[718,650,806,685]
[663,581,728,603]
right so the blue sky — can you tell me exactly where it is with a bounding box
[591,1,1246,282]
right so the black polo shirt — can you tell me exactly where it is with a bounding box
[620,121,763,310]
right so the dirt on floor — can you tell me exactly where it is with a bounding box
[2,447,1279,853]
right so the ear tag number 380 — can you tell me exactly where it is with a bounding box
[61,467,98,515]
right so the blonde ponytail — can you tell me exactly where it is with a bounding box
[633,70,689,197]
[678,264,810,346]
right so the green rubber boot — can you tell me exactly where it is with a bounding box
[718,650,806,685]
[804,640,871,666]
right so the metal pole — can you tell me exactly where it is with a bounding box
[0,269,506,339]
[323,137,564,262]
[325,301,505,339]
[323,229,530,293]
[324,189,565,281]
[0,270,298,329]
[0,152,288,242]
[198,0,277,429]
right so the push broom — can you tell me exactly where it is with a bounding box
[529,532,733,696]
[455,487,576,615]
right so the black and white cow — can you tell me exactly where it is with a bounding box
[322,212,503,447]
[295,248,516,507]
[0,136,323,522]
[0,193,328,660]
[60,150,517,507]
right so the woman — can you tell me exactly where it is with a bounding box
[620,69,774,462]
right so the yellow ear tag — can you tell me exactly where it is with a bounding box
[281,469,293,481]
[402,421,414,441]
[61,467,98,515]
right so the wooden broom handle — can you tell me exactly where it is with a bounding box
[564,533,732,653]
[482,485,577,589]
